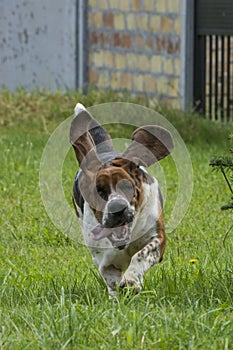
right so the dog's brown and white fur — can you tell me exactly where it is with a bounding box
[70,103,174,298]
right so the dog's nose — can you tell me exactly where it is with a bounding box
[104,198,134,228]
[124,207,134,222]
[108,198,128,215]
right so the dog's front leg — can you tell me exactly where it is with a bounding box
[99,264,122,299]
[120,217,166,293]
[120,236,164,293]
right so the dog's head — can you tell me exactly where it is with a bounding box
[70,104,174,249]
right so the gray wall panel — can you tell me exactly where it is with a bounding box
[0,0,77,91]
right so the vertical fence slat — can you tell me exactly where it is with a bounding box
[201,36,206,115]
[209,35,213,119]
[220,36,225,121]
[227,36,231,121]
[194,35,206,115]
[214,35,219,120]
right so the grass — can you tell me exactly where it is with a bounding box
[0,89,233,349]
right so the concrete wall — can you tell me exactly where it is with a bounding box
[0,0,77,91]
[88,0,184,108]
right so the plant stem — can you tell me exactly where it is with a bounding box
[220,166,233,194]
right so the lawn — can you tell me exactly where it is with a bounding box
[0,89,233,349]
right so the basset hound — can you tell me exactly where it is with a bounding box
[70,103,174,298]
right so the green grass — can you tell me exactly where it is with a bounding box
[0,89,233,349]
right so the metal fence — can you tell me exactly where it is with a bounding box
[194,0,233,121]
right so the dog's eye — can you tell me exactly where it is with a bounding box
[116,179,134,202]
[96,185,108,200]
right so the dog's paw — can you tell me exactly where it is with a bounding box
[119,277,142,294]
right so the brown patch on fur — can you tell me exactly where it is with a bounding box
[76,157,158,226]
[77,158,149,225]
[156,213,166,262]
[122,126,174,167]
[91,208,104,224]
[95,159,148,215]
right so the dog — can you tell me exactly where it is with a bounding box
[70,103,174,298]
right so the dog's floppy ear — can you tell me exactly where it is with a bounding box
[122,126,174,167]
[70,103,113,172]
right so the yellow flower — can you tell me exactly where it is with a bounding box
[189,259,198,264]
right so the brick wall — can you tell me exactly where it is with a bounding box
[88,0,182,108]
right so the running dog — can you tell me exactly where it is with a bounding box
[70,103,174,298]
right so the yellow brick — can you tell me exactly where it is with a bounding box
[151,55,162,73]
[115,53,126,69]
[138,55,150,71]
[126,53,138,70]
[89,12,102,28]
[126,13,137,30]
[97,0,109,9]
[133,74,144,92]
[166,98,181,109]
[157,76,168,95]
[172,99,181,109]
[161,16,174,33]
[173,77,179,91]
[144,74,156,93]
[136,14,149,31]
[89,52,93,66]
[168,85,177,97]
[89,0,96,7]
[163,57,173,75]
[104,51,115,69]
[135,34,144,50]
[132,0,141,11]
[144,0,156,12]
[92,51,104,67]
[167,0,181,13]
[146,37,154,50]
[121,72,132,90]
[118,0,131,11]
[168,78,179,97]
[98,71,109,87]
[89,68,98,83]
[156,0,167,13]
[89,52,99,66]
[149,15,161,33]
[174,58,181,75]
[174,17,181,35]
[114,13,125,31]
[148,97,159,108]
[108,0,119,9]
[111,71,122,89]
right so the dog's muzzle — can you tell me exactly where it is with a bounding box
[91,195,135,249]
[103,196,134,228]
